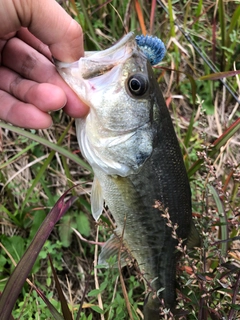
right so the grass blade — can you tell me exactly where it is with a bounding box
[31,286,64,320]
[150,0,157,34]
[48,254,73,320]
[0,141,37,169]
[77,0,101,49]
[19,120,75,214]
[199,70,240,81]
[159,66,197,105]
[226,5,240,48]
[0,191,77,320]
[134,0,147,35]
[208,185,228,257]
[188,117,240,177]
[183,111,195,169]
[218,0,226,69]
[0,121,92,172]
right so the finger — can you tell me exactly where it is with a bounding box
[0,66,66,112]
[0,33,16,64]
[1,0,83,62]
[0,91,53,129]
[2,38,89,117]
[17,28,52,61]
[3,38,61,82]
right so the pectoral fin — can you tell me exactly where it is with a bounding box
[91,177,104,221]
[187,221,201,249]
[98,229,131,268]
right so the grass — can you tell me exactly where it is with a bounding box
[0,0,240,319]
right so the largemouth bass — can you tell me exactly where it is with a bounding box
[56,33,198,319]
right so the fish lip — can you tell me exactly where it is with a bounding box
[85,32,135,59]
[57,33,137,80]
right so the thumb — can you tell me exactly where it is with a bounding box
[1,0,83,62]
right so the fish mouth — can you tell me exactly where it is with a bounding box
[56,32,137,80]
[85,32,135,59]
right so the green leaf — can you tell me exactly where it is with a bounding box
[29,210,46,241]
[90,305,104,314]
[0,205,21,227]
[1,236,26,264]
[76,212,91,237]
[87,289,101,297]
[208,185,228,256]
[184,111,195,158]
[99,281,108,291]
[58,214,75,248]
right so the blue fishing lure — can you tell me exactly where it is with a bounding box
[135,35,166,66]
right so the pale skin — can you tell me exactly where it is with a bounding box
[0,0,89,129]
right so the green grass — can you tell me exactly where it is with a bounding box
[0,0,240,319]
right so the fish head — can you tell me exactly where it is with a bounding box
[56,33,158,176]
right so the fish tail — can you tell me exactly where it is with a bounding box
[143,291,176,319]
[143,292,164,320]
[143,264,176,319]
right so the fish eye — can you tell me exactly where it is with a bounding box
[127,74,148,96]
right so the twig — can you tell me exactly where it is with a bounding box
[72,227,105,246]
[107,275,119,320]
[228,270,240,320]
[94,226,105,320]
[118,216,134,320]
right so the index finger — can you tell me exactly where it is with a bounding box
[1,0,83,62]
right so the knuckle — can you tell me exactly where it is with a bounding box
[20,52,38,79]
[9,74,22,97]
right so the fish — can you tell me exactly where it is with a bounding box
[56,32,199,319]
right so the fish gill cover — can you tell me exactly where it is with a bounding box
[135,35,166,66]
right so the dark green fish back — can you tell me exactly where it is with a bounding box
[127,64,192,312]
[98,62,192,318]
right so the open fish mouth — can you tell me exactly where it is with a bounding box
[55,33,136,80]
[55,31,166,84]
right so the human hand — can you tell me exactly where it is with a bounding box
[0,0,88,129]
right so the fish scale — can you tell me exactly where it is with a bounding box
[56,32,199,319]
